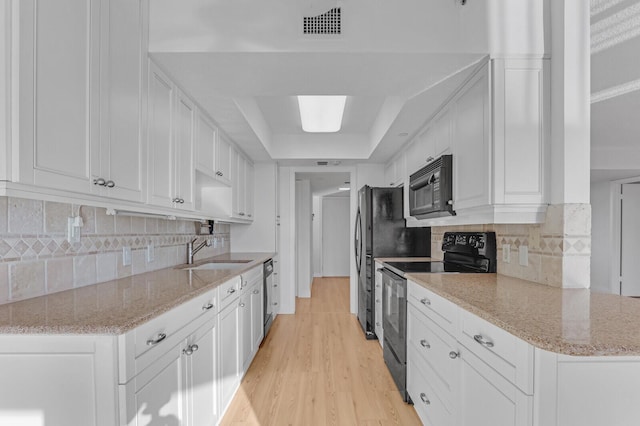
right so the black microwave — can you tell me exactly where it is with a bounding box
[409,154,455,219]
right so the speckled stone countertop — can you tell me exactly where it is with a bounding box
[405,272,640,356]
[0,252,274,335]
[374,257,433,263]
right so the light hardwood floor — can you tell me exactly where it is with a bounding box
[220,277,422,425]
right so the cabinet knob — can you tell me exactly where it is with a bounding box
[273,302,278,305]
[473,334,494,348]
[239,302,245,307]
[172,197,181,203]
[376,299,381,303]
[146,333,167,346]
[420,297,431,306]
[105,180,115,188]
[202,302,214,311]
[449,351,459,359]
[227,288,236,294]
[274,284,278,287]
[182,344,199,356]
[426,156,435,163]
[420,393,430,405]
[93,178,106,186]
[376,322,381,326]
[180,198,185,204]
[252,289,259,295]
[420,339,430,349]
[248,214,252,218]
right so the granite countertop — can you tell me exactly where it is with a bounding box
[405,272,640,357]
[375,257,433,263]
[0,252,274,335]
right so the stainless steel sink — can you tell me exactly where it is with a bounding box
[186,262,248,271]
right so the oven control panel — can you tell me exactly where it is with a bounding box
[442,232,496,258]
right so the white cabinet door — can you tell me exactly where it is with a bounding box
[133,346,184,426]
[433,109,452,158]
[239,291,253,372]
[216,134,232,185]
[452,67,491,211]
[18,0,99,193]
[147,62,175,208]
[272,256,280,317]
[250,282,264,353]
[175,91,195,210]
[195,111,217,178]
[458,345,532,426]
[184,319,218,426]
[218,298,240,412]
[246,161,255,220]
[97,0,145,202]
[407,128,436,176]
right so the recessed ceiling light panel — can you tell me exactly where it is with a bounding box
[298,95,347,133]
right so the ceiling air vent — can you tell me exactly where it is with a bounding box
[303,8,341,35]
[316,161,329,166]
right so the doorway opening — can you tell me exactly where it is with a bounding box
[294,171,352,302]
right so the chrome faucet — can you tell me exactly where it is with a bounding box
[187,238,212,265]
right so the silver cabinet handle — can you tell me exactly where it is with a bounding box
[420,339,430,349]
[473,334,494,348]
[252,289,260,294]
[239,302,245,307]
[202,302,214,311]
[239,212,245,216]
[420,393,430,405]
[273,302,278,305]
[172,197,181,203]
[274,284,278,287]
[426,156,435,163]
[183,344,199,356]
[227,288,236,294]
[376,322,381,326]
[449,351,459,359]
[376,268,385,272]
[146,333,167,346]
[180,198,185,204]
[105,180,115,188]
[248,214,252,218]
[420,297,431,306]
[376,299,381,303]
[93,178,106,186]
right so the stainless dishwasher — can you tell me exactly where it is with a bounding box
[263,259,274,338]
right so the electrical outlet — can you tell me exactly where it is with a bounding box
[122,246,132,266]
[502,244,511,263]
[147,244,155,263]
[519,245,528,266]
[66,216,83,244]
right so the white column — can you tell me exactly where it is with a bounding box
[547,0,592,288]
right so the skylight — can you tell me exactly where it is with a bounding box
[297,95,347,133]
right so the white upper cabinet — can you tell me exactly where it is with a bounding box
[93,0,147,202]
[384,151,406,187]
[405,59,549,225]
[230,147,254,221]
[147,61,195,211]
[195,112,218,178]
[216,135,232,186]
[15,0,100,193]
[147,62,175,208]
[13,0,147,202]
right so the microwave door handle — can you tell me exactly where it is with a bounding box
[410,173,432,190]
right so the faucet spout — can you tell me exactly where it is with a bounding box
[187,238,212,264]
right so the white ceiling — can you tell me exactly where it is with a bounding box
[148,0,489,165]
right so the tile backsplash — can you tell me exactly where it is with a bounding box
[430,204,592,288]
[0,196,230,304]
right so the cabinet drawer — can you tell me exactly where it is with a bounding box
[240,265,263,290]
[459,309,534,394]
[408,351,454,426]
[219,276,242,308]
[408,280,458,335]
[407,306,458,406]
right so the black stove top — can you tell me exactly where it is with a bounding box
[384,261,480,276]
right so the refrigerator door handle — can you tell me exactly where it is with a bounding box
[354,208,362,274]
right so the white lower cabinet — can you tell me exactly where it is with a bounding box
[0,270,271,426]
[406,279,640,426]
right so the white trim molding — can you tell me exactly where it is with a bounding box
[591,2,640,53]
[591,78,640,103]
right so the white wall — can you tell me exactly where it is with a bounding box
[295,180,312,298]
[231,162,277,252]
[312,196,322,277]
[322,196,350,276]
[590,181,614,294]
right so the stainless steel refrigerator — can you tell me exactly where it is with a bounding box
[354,185,430,339]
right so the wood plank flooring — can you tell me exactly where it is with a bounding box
[220,277,421,425]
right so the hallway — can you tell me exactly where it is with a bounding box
[220,277,421,425]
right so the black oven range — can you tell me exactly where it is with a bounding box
[381,231,497,402]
